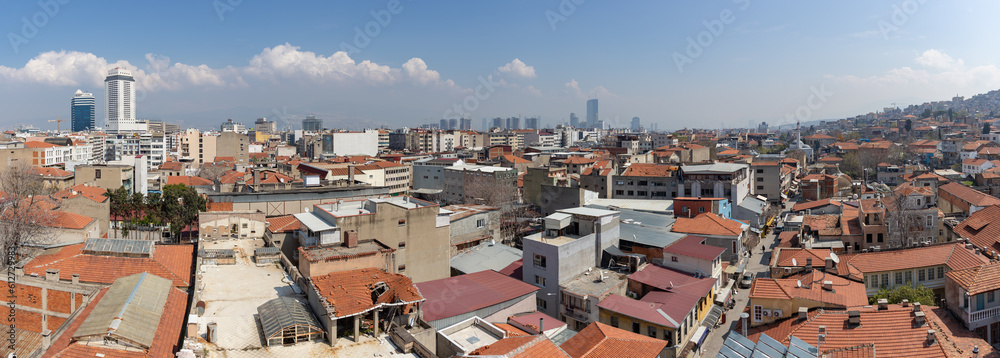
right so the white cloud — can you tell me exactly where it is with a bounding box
[525,85,542,96]
[913,49,964,71]
[245,43,396,83]
[498,58,536,79]
[830,49,1000,88]
[564,78,615,99]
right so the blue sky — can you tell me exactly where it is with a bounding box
[3,0,1000,131]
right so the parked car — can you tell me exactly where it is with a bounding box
[739,273,754,289]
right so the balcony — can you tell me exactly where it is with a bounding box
[967,305,1000,327]
[562,305,591,323]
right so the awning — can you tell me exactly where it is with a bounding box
[734,260,748,274]
[724,265,738,275]
[703,305,724,327]
[714,286,732,305]
[689,326,709,347]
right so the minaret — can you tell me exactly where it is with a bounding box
[796,119,801,148]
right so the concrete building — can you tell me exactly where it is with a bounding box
[103,68,139,133]
[559,267,627,331]
[679,163,749,207]
[198,211,267,240]
[321,130,380,157]
[302,115,323,132]
[522,207,621,318]
[442,165,517,205]
[611,163,680,199]
[293,196,451,282]
[216,131,249,163]
[750,161,790,204]
[74,164,136,193]
[443,204,501,254]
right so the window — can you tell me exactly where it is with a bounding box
[927,268,935,281]
[895,272,903,285]
[877,233,883,243]
[616,181,625,185]
[682,206,689,212]
[866,234,873,244]
[905,271,912,284]
[990,291,996,303]
[699,207,705,213]
[637,191,647,196]
[638,181,648,186]
[615,190,624,195]
[476,219,485,228]
[627,191,634,196]
[881,273,889,286]
[533,254,547,268]
[757,177,764,182]
[937,266,945,279]
[242,223,248,229]
[536,297,547,310]
[398,242,406,248]
[95,169,101,179]
[757,185,764,190]
[632,322,640,334]
[398,219,406,227]
[534,275,546,287]
[610,316,619,328]
[868,275,878,288]
[753,305,763,322]
[671,256,678,262]
[648,326,657,338]
[756,169,764,174]
[918,269,925,282]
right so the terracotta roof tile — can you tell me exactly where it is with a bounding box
[672,212,745,236]
[620,164,678,177]
[946,261,1000,295]
[23,243,194,287]
[31,166,72,177]
[750,270,868,307]
[837,243,988,274]
[560,322,666,358]
[953,205,1000,251]
[791,199,842,212]
[52,184,108,203]
[771,248,832,268]
[471,335,570,357]
[310,268,423,319]
[165,175,213,186]
[45,211,95,230]
[266,215,300,233]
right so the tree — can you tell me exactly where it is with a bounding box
[905,119,912,132]
[921,108,932,118]
[0,162,55,265]
[462,170,536,248]
[869,282,935,306]
[984,122,992,135]
[154,184,207,240]
[884,192,930,249]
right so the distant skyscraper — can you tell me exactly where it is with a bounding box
[302,114,323,131]
[491,117,504,129]
[569,113,579,127]
[525,117,539,130]
[440,119,449,130]
[71,89,95,132]
[506,117,521,130]
[460,118,472,130]
[631,117,640,131]
[255,117,276,133]
[758,121,769,133]
[104,68,138,133]
[449,118,458,130]
[586,99,598,128]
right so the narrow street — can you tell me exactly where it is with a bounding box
[699,201,791,357]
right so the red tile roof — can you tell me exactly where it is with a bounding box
[946,261,1000,295]
[266,215,300,233]
[416,270,539,322]
[165,175,213,186]
[940,182,1000,207]
[770,248,833,268]
[620,164,677,177]
[471,335,570,357]
[205,201,233,212]
[498,259,524,280]
[46,211,95,230]
[750,270,868,307]
[503,154,530,164]
[52,184,108,203]
[560,322,667,358]
[672,212,745,237]
[31,166,72,177]
[23,243,194,287]
[310,268,423,319]
[662,235,726,261]
[953,205,1000,252]
[837,243,988,275]
[563,156,597,165]
[791,199,842,212]
[747,305,949,358]
[158,161,183,171]
[494,323,531,337]
[24,141,59,148]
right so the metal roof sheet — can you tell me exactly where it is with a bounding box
[293,212,337,232]
[450,243,522,274]
[257,297,324,340]
[73,272,171,348]
[82,238,153,256]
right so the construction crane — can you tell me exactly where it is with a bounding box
[48,119,68,132]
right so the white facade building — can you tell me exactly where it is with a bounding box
[104,68,142,133]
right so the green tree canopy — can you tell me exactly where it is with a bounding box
[869,282,935,306]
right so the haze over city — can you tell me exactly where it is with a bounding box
[4,1,1000,131]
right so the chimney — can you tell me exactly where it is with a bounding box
[914,311,926,326]
[926,329,936,345]
[825,257,834,270]
[806,257,813,271]
[901,299,910,307]
[41,329,51,350]
[343,230,358,248]
[847,310,861,327]
[45,269,59,282]
[539,318,544,334]
[798,307,808,321]
[14,265,23,276]
[914,302,922,312]
[72,274,79,285]
[823,281,833,291]
[877,298,888,310]
[348,164,355,183]
[966,243,975,250]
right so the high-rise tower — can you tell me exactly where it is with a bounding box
[104,68,138,133]
[586,99,598,128]
[71,89,95,132]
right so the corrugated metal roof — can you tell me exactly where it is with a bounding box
[82,238,153,256]
[586,198,674,214]
[255,247,281,255]
[257,297,324,340]
[557,207,619,217]
[416,270,539,326]
[450,243,522,274]
[293,212,337,232]
[73,272,171,349]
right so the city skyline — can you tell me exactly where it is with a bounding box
[3,1,1000,132]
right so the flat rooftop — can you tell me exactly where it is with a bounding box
[561,268,627,297]
[448,324,501,352]
[300,241,393,262]
[526,234,579,246]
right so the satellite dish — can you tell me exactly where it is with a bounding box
[830,252,840,264]
[792,258,798,267]
[797,280,802,288]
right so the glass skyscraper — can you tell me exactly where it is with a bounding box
[71,89,95,132]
